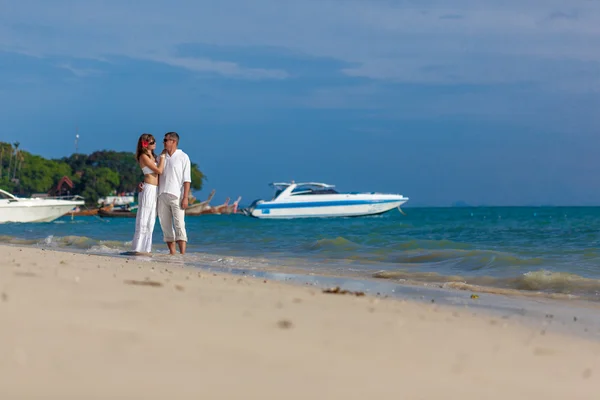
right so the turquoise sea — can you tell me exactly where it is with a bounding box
[2,207,600,301]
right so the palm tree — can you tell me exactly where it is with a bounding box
[12,142,20,180]
[16,152,24,180]
[7,144,13,180]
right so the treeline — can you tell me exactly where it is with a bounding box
[0,142,205,205]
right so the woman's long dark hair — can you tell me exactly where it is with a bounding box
[135,133,157,162]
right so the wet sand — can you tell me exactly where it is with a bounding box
[0,245,599,399]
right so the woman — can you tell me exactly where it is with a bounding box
[131,133,166,254]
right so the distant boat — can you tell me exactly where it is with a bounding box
[97,194,135,207]
[243,182,408,219]
[98,208,136,218]
[191,193,243,215]
[98,204,137,218]
[0,189,84,223]
[185,189,216,216]
[68,207,99,217]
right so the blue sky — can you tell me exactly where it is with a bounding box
[1,0,600,206]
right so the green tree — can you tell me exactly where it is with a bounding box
[190,162,205,191]
[0,141,206,206]
[85,150,141,193]
[0,143,73,195]
[74,166,120,205]
[18,155,73,194]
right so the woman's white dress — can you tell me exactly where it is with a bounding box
[131,165,158,253]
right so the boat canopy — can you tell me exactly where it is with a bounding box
[269,182,336,189]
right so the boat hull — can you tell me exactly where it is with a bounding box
[98,209,136,218]
[69,208,99,217]
[0,199,84,223]
[250,199,407,219]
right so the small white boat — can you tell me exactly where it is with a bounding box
[0,189,85,223]
[244,182,408,219]
[97,194,135,206]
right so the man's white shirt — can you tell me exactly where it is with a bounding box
[158,149,191,200]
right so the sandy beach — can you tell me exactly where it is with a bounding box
[1,245,599,399]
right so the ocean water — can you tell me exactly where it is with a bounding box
[2,207,600,301]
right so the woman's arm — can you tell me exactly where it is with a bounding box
[140,153,165,174]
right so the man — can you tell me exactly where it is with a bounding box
[157,131,191,255]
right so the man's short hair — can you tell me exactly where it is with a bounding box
[165,131,180,143]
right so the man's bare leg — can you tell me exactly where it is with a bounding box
[166,242,176,255]
[177,240,186,255]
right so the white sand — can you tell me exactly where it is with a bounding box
[0,245,598,399]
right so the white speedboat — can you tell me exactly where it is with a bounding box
[244,182,408,219]
[0,189,85,223]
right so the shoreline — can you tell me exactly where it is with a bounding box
[3,225,600,304]
[5,242,600,340]
[1,245,600,398]
[111,245,600,341]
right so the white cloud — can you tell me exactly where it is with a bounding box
[56,63,103,78]
[1,0,600,88]
[141,55,288,80]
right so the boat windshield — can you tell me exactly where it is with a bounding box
[0,190,16,200]
[269,183,338,199]
[290,186,339,196]
[272,189,283,200]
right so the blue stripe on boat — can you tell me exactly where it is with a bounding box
[255,199,401,210]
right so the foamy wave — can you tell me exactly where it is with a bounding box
[1,234,133,253]
[374,268,600,299]
[0,235,39,245]
[33,235,127,252]
[40,235,98,249]
[390,239,472,251]
[88,244,126,254]
[514,270,600,293]
[441,282,578,300]
[389,249,545,272]
[305,237,362,252]
[302,237,543,271]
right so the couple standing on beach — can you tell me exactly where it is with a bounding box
[130,132,192,256]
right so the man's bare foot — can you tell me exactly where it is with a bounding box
[167,242,176,255]
[177,240,187,255]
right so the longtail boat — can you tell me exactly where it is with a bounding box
[185,189,216,216]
